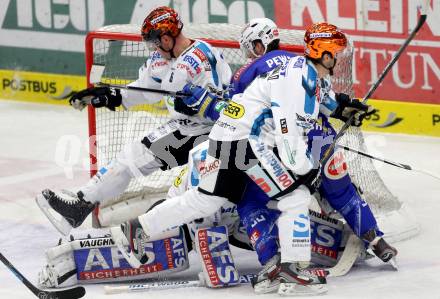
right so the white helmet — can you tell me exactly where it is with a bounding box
[239,18,280,58]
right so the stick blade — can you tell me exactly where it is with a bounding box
[46,286,86,299]
[89,64,106,85]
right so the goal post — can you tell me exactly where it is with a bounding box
[84,23,419,242]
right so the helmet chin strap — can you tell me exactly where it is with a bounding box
[159,36,177,58]
[318,57,337,76]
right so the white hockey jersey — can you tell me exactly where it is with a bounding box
[167,141,248,244]
[209,56,324,175]
[121,40,232,136]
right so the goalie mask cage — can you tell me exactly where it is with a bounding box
[85,23,419,242]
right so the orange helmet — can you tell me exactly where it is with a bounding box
[304,23,347,59]
[141,6,183,44]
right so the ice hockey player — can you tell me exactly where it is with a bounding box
[37,140,346,290]
[35,6,232,235]
[110,22,363,296]
[171,20,398,293]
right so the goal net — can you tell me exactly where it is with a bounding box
[85,23,419,242]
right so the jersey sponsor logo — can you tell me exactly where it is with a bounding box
[223,101,245,119]
[233,61,252,81]
[220,205,238,219]
[249,175,272,194]
[253,141,294,190]
[193,48,207,61]
[199,159,220,176]
[176,63,195,78]
[324,151,348,180]
[183,55,202,74]
[293,214,310,238]
[215,120,236,131]
[280,118,288,133]
[265,55,291,68]
[250,229,260,247]
[174,167,188,187]
[151,60,168,69]
[246,164,280,198]
[214,101,228,112]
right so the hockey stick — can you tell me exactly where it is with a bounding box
[320,0,429,165]
[104,279,202,294]
[338,144,440,181]
[0,252,85,299]
[326,234,364,277]
[103,242,364,296]
[103,274,256,294]
[89,64,191,97]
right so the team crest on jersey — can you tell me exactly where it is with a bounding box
[324,151,348,180]
[296,113,316,129]
[293,57,305,68]
[223,101,245,119]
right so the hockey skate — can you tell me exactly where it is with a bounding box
[110,218,150,268]
[362,229,398,269]
[252,253,281,294]
[253,257,327,296]
[36,189,95,235]
[273,262,328,296]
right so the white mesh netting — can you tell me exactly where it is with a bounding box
[87,23,419,241]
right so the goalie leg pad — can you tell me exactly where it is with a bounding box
[38,242,77,288]
[313,117,383,241]
[75,229,189,283]
[321,181,383,240]
[81,141,163,204]
[195,226,240,288]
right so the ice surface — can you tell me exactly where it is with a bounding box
[1,100,439,298]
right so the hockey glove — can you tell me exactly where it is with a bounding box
[174,84,228,121]
[69,86,122,111]
[331,93,376,127]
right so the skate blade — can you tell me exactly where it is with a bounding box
[278,282,328,296]
[253,279,280,294]
[35,195,73,236]
[387,257,398,271]
[109,226,142,268]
